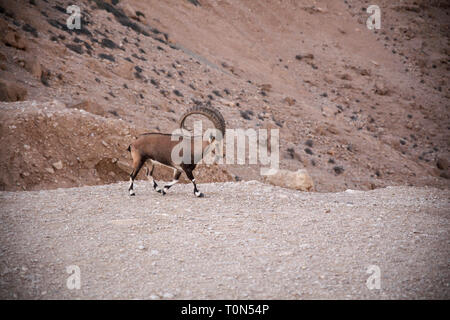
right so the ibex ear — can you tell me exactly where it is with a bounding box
[208,133,215,143]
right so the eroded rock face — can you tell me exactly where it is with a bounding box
[264,168,314,191]
[0,80,27,102]
[0,100,234,191]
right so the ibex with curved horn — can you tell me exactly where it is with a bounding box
[127,104,226,197]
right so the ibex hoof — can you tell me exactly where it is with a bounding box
[157,189,166,195]
[129,192,135,196]
[195,191,204,198]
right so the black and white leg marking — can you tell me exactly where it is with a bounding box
[162,169,182,194]
[162,179,178,193]
[146,166,165,195]
[128,177,135,196]
[128,158,145,196]
[184,169,204,198]
[192,179,203,197]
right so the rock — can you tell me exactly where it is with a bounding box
[98,53,115,62]
[326,125,339,135]
[173,89,183,97]
[219,98,235,107]
[0,80,27,102]
[22,23,38,38]
[374,81,391,96]
[295,53,314,60]
[264,169,314,191]
[436,156,448,171]
[284,97,296,106]
[87,59,112,78]
[286,148,302,161]
[101,38,118,49]
[321,106,335,118]
[22,56,42,78]
[45,167,55,174]
[333,166,344,175]
[391,4,421,13]
[119,2,138,20]
[338,73,352,81]
[187,0,201,6]
[240,110,253,120]
[67,100,105,116]
[41,68,51,86]
[260,84,272,92]
[65,43,84,55]
[305,140,314,147]
[52,161,63,170]
[137,14,146,23]
[302,6,327,14]
[440,172,449,179]
[0,18,8,32]
[116,160,132,173]
[112,61,134,80]
[2,31,27,50]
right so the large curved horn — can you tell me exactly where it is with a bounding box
[178,104,226,137]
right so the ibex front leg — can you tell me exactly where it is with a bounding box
[184,168,204,198]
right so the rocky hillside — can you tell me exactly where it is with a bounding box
[0,0,449,192]
[0,100,231,190]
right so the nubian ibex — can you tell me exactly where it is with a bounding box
[127,104,225,197]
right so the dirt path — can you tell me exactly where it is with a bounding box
[0,181,449,299]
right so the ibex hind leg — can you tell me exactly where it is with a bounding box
[129,157,145,196]
[146,163,165,195]
[162,169,182,194]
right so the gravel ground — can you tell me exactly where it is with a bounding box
[0,181,449,299]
